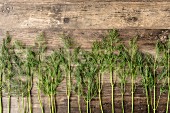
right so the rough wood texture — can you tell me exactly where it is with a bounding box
[1,29,169,53]
[0,0,170,113]
[1,0,170,3]
[0,2,169,30]
[0,29,169,113]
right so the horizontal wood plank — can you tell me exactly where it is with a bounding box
[1,0,170,3]
[0,29,169,55]
[0,2,169,30]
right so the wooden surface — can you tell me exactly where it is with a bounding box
[0,2,169,29]
[0,0,170,113]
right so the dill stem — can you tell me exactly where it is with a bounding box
[121,82,124,113]
[22,93,25,113]
[8,78,11,113]
[78,95,81,113]
[0,73,2,113]
[0,85,2,113]
[111,84,114,113]
[51,94,54,113]
[110,68,114,113]
[131,74,134,113]
[28,84,32,113]
[54,96,56,113]
[89,101,91,113]
[153,57,156,113]
[145,85,150,113]
[121,92,124,113]
[166,81,170,113]
[67,95,70,113]
[8,95,11,113]
[49,96,51,113]
[37,85,44,113]
[67,50,71,113]
[86,101,89,113]
[98,72,103,113]
[38,65,44,113]
[166,50,170,113]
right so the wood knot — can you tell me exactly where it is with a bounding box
[127,17,138,23]
[1,4,13,14]
[64,18,70,23]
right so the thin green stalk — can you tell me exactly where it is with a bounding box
[51,84,54,113]
[0,73,2,113]
[166,49,170,113]
[8,94,11,113]
[120,73,125,113]
[48,95,51,113]
[89,100,91,113]
[86,101,89,113]
[22,93,25,113]
[145,84,150,113]
[131,74,134,113]
[37,85,44,113]
[110,68,114,113]
[166,83,170,113]
[53,96,57,113]
[121,91,124,113]
[28,78,32,113]
[111,84,114,113]
[78,95,81,113]
[77,84,81,113]
[98,72,103,113]
[8,69,10,110]
[68,53,71,113]
[66,50,71,113]
[153,56,157,113]
[51,95,54,113]
[38,62,44,113]
[67,95,70,113]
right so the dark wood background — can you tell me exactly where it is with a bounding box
[0,0,170,113]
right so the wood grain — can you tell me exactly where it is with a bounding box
[0,0,169,113]
[1,0,170,3]
[0,29,169,54]
[0,29,169,113]
[0,2,169,30]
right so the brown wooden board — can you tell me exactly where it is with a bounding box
[0,2,169,30]
[0,0,169,113]
[1,0,170,3]
[0,29,169,113]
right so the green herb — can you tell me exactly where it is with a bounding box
[125,37,139,113]
[13,41,29,113]
[92,39,109,113]
[102,30,120,113]
[157,37,170,113]
[152,41,162,113]
[61,35,76,113]
[117,45,129,113]
[165,36,170,113]
[72,47,83,113]
[138,53,154,113]
[39,51,64,113]
[81,51,99,113]
[35,33,47,113]
[24,48,37,113]
[1,34,14,113]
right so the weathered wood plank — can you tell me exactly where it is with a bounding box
[1,84,168,113]
[0,29,169,54]
[1,0,170,3]
[0,2,169,30]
